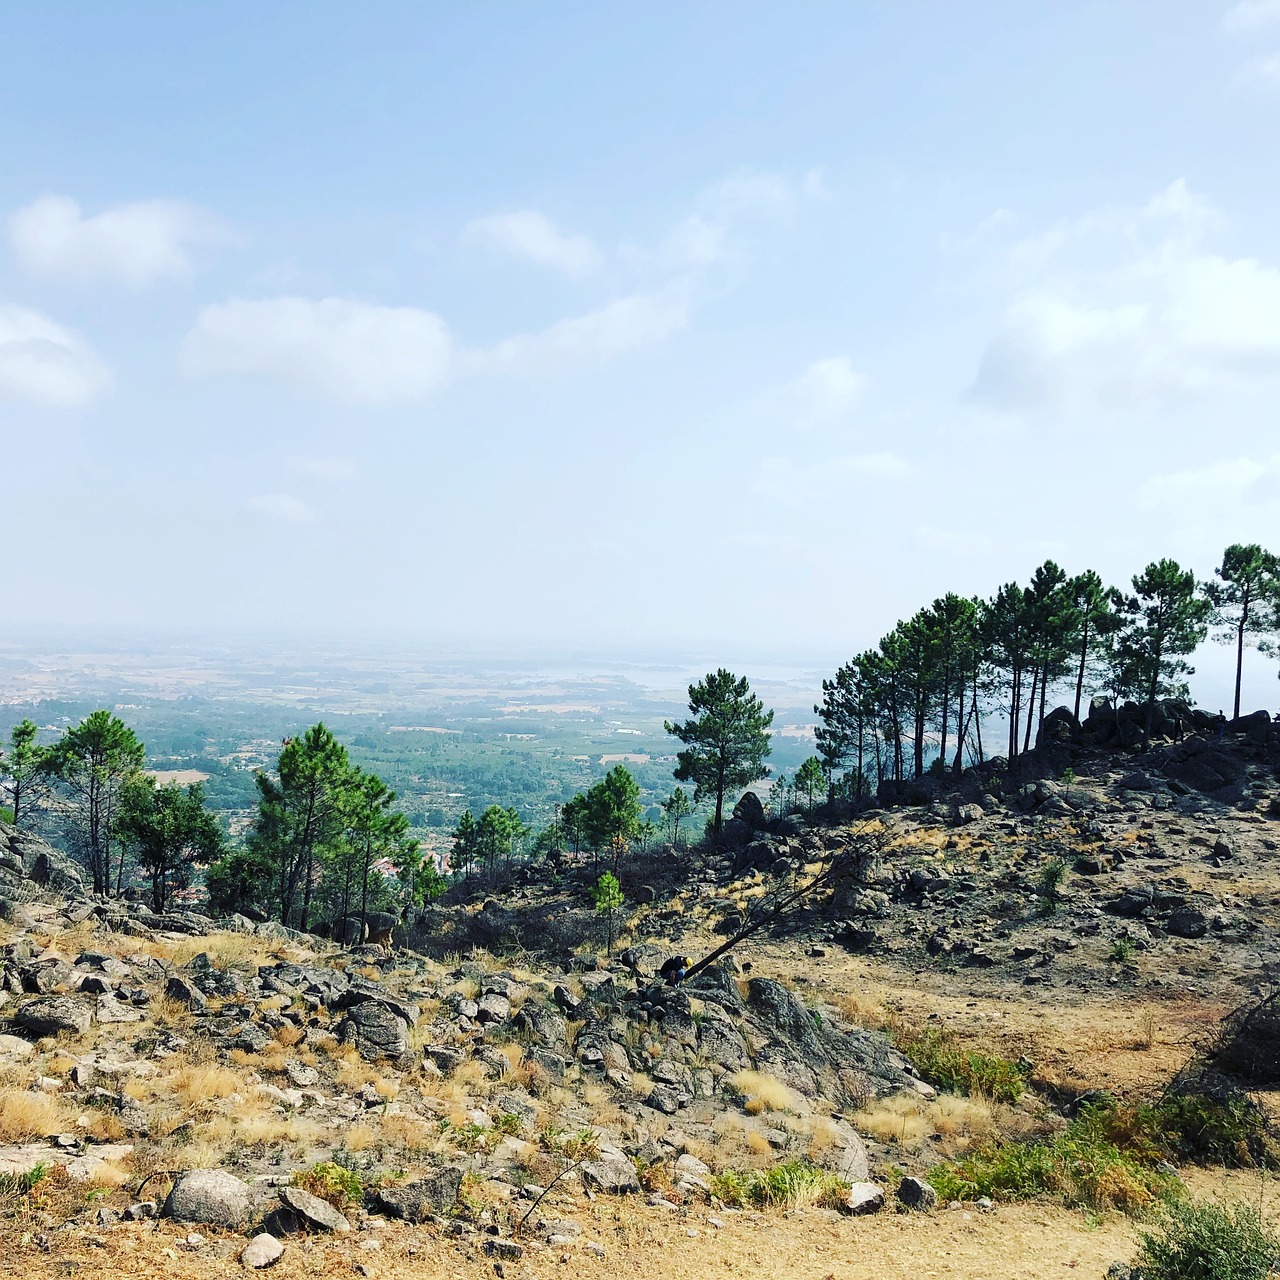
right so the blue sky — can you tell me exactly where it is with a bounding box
[3,2,1280,703]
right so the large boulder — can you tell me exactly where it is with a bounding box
[732,791,767,831]
[374,1167,462,1221]
[338,1000,410,1063]
[15,995,92,1037]
[163,1169,251,1227]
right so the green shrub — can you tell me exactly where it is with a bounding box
[1036,856,1068,914]
[1110,938,1136,963]
[895,1027,1026,1103]
[710,1160,848,1211]
[929,1103,1178,1213]
[1150,1089,1275,1167]
[1136,1197,1280,1280]
[293,1160,363,1209]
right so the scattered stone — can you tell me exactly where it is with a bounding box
[241,1234,285,1269]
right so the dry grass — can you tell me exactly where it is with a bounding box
[170,1064,244,1108]
[0,1089,66,1140]
[343,1123,378,1152]
[731,1070,803,1115]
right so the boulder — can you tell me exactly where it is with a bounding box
[338,1001,409,1063]
[732,791,767,831]
[844,1182,885,1214]
[581,1158,641,1194]
[15,995,92,1037]
[374,1167,462,1221]
[164,1169,251,1227]
[895,1176,938,1211]
[1166,906,1209,939]
[241,1233,285,1268]
[277,1185,350,1233]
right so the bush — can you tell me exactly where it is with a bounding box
[1152,1081,1275,1167]
[929,1103,1177,1213]
[293,1161,363,1209]
[894,1027,1026,1103]
[710,1160,848,1211]
[1136,1198,1280,1280]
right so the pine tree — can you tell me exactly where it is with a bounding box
[666,670,774,833]
[1202,543,1279,720]
[44,710,146,896]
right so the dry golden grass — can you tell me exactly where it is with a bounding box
[170,1063,244,1107]
[0,1089,66,1140]
[745,1131,772,1156]
[343,1122,378,1152]
[731,1069,802,1115]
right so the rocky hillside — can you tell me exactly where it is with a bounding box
[1,712,1278,1276]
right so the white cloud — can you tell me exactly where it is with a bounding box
[0,304,111,407]
[1234,52,1280,88]
[1224,0,1280,30]
[181,296,455,405]
[969,180,1280,410]
[9,195,231,287]
[1140,454,1280,507]
[776,356,868,427]
[482,289,689,374]
[249,493,315,523]
[465,211,602,276]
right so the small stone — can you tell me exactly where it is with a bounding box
[241,1234,285,1269]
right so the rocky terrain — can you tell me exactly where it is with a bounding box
[1,703,1278,1278]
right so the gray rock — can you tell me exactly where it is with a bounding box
[164,1169,251,1227]
[16,995,92,1037]
[338,1000,409,1062]
[241,1233,285,1268]
[374,1167,462,1221]
[476,992,511,1024]
[732,791,767,830]
[278,1185,350,1232]
[582,1159,641,1194]
[895,1176,938,1211]
[483,1239,524,1261]
[844,1182,885,1214]
[165,975,209,1010]
[1166,906,1208,939]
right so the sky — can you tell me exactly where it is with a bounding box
[3,2,1280,706]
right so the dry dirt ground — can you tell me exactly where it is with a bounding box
[3,1169,1274,1280]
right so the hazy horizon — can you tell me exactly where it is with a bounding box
[5,4,1280,653]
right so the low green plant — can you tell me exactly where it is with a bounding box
[293,1160,363,1209]
[1135,1197,1280,1280]
[1110,938,1136,963]
[1149,1089,1276,1167]
[0,1162,51,1199]
[894,1026,1026,1103]
[494,1112,525,1136]
[709,1160,848,1211]
[1060,767,1077,786]
[929,1103,1179,1213]
[1036,856,1068,915]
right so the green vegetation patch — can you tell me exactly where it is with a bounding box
[709,1159,849,1211]
[894,1026,1026,1103]
[1136,1197,1280,1280]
